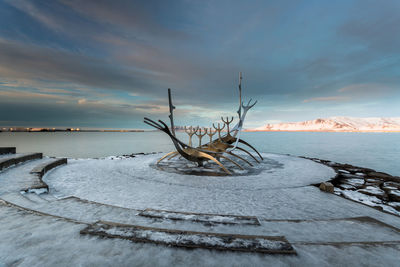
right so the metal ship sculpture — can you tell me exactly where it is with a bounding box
[144,73,262,175]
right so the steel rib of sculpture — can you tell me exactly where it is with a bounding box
[143,73,263,175]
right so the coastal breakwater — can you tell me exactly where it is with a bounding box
[307,157,400,217]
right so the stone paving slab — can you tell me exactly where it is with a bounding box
[139,208,261,225]
[81,220,296,254]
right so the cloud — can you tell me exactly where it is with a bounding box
[77,99,87,105]
[6,0,188,42]
[1,0,400,127]
[338,83,396,95]
[303,82,399,104]
[38,88,74,94]
[60,0,187,39]
[338,0,400,54]
[5,0,63,32]
[303,96,349,103]
[0,38,163,95]
[0,89,67,101]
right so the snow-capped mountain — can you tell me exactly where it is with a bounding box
[252,117,400,132]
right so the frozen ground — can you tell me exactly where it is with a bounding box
[3,203,400,267]
[1,152,400,266]
[45,153,336,217]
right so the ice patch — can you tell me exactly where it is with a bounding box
[20,188,48,195]
[44,153,335,216]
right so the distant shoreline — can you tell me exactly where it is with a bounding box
[2,129,400,133]
[0,130,145,133]
[244,129,400,133]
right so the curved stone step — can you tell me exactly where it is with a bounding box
[0,193,265,234]
[30,158,67,177]
[139,208,261,225]
[25,158,68,191]
[21,192,49,204]
[2,191,400,247]
[0,158,57,195]
[39,193,59,202]
[0,153,43,171]
[2,192,40,207]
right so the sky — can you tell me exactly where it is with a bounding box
[0,0,399,129]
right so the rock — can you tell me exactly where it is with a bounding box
[388,202,400,212]
[342,178,364,187]
[320,182,334,193]
[347,168,364,173]
[338,169,350,174]
[367,171,393,181]
[326,161,338,167]
[364,178,384,186]
[338,184,356,190]
[358,186,386,199]
[382,182,400,190]
[391,176,400,183]
[341,173,366,179]
[372,205,384,211]
[388,190,400,202]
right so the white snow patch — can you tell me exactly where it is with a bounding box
[358,186,385,196]
[389,190,400,198]
[341,190,382,206]
[23,188,48,195]
[343,178,364,187]
[253,117,400,132]
[139,209,260,225]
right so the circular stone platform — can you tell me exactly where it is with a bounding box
[45,153,335,216]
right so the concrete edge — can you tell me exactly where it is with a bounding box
[0,153,43,171]
[0,147,16,155]
[139,208,261,226]
[81,220,297,255]
[23,158,68,192]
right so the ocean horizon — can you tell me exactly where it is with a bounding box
[1,131,399,176]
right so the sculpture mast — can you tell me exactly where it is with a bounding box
[237,72,242,121]
[168,88,176,136]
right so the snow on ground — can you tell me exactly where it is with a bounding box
[253,116,400,132]
[2,152,400,266]
[45,153,335,217]
[0,153,20,159]
[44,153,400,228]
[0,157,51,194]
[2,203,400,267]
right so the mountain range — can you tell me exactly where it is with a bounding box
[251,117,400,132]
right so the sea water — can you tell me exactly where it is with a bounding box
[0,131,399,176]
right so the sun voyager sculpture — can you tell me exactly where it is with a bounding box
[144,73,263,175]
